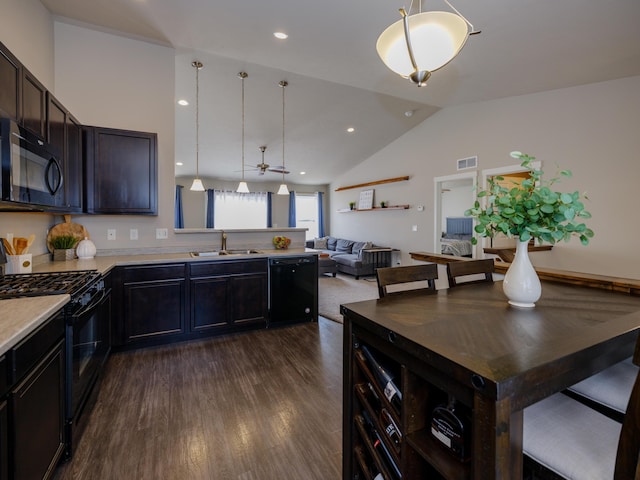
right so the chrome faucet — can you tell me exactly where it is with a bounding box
[221,231,227,251]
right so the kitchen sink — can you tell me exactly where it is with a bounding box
[190,249,263,257]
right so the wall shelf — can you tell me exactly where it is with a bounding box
[338,205,409,213]
[335,176,410,192]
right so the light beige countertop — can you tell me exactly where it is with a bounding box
[0,248,318,355]
[31,248,317,275]
[0,295,69,356]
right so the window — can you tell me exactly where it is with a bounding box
[213,191,267,229]
[296,193,319,240]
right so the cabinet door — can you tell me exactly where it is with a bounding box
[230,273,268,326]
[0,42,20,121]
[0,400,7,480]
[84,126,158,215]
[123,279,186,344]
[46,94,67,209]
[191,276,230,331]
[21,69,46,139]
[65,114,83,211]
[11,340,65,480]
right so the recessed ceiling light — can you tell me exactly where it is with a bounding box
[300,171,306,175]
[347,127,355,133]
[274,32,288,39]
[178,99,189,106]
[176,162,183,166]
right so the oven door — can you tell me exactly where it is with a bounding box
[67,285,111,422]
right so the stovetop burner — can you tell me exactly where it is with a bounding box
[0,271,100,300]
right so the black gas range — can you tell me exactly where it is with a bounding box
[0,270,101,301]
[0,269,110,459]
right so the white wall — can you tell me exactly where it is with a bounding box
[0,0,56,252]
[330,76,640,279]
[0,0,54,89]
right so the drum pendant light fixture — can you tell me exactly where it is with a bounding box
[236,72,250,193]
[190,60,205,191]
[277,80,289,196]
[376,0,477,87]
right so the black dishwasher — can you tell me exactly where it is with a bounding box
[269,256,318,325]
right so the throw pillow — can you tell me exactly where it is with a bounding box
[356,241,373,259]
[336,239,354,253]
[313,237,328,249]
[327,236,338,251]
[351,241,367,255]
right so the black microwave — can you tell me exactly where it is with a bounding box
[0,117,63,210]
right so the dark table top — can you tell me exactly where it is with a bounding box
[341,281,640,403]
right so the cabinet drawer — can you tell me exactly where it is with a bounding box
[190,258,267,277]
[10,312,65,385]
[123,264,186,282]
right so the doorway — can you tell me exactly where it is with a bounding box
[433,172,477,258]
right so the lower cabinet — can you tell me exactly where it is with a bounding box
[114,263,187,347]
[190,259,268,333]
[111,259,270,349]
[5,311,66,480]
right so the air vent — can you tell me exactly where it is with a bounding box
[457,156,477,170]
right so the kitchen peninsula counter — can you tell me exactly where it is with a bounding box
[30,248,316,275]
[0,294,69,356]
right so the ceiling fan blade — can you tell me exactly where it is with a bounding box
[268,167,290,174]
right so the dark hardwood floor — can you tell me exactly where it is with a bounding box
[54,318,343,480]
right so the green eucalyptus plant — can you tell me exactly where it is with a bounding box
[465,151,594,246]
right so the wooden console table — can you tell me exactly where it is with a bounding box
[409,251,640,296]
[341,282,640,479]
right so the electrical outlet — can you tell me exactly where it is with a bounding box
[130,229,138,240]
[156,228,168,240]
[107,229,116,240]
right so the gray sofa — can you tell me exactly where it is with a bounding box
[306,236,392,279]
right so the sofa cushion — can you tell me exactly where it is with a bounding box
[327,236,338,251]
[313,237,328,249]
[351,241,373,259]
[331,253,362,268]
[336,239,354,253]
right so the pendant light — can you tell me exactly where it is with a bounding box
[190,61,205,191]
[236,71,250,193]
[277,80,289,196]
[376,0,477,87]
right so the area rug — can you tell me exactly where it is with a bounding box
[318,274,379,323]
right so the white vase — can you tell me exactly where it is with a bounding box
[76,237,96,260]
[502,239,541,308]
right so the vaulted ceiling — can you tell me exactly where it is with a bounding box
[41,0,640,185]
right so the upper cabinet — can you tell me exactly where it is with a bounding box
[0,43,20,121]
[21,68,46,139]
[0,41,156,215]
[84,126,158,215]
[47,93,83,212]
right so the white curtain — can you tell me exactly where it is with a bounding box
[213,190,268,229]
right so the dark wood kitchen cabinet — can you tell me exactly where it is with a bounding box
[46,94,83,212]
[21,68,46,139]
[0,42,20,121]
[83,126,158,215]
[64,114,83,212]
[189,259,268,334]
[113,263,187,348]
[9,311,66,480]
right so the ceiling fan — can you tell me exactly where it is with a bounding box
[246,146,289,175]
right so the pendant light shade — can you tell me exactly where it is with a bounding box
[376,1,475,87]
[236,72,249,193]
[190,61,205,191]
[277,80,289,196]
